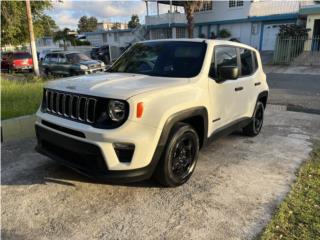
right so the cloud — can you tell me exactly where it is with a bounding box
[48,0,147,29]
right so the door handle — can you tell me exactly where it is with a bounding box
[254,82,261,86]
[235,87,243,91]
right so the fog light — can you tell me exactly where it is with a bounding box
[113,143,135,163]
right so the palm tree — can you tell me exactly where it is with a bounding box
[182,0,206,38]
[53,28,74,51]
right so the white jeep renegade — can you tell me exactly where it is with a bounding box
[35,39,269,187]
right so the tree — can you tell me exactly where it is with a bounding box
[1,0,54,46]
[53,28,75,51]
[111,22,121,30]
[128,14,140,29]
[77,16,98,32]
[182,1,206,38]
[34,15,58,37]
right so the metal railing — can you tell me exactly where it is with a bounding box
[273,36,320,65]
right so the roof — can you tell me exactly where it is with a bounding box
[46,51,81,55]
[82,28,133,36]
[147,1,185,7]
[137,38,257,51]
[299,5,320,15]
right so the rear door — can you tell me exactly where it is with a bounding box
[208,45,243,131]
[238,48,258,118]
[57,54,72,75]
[48,53,60,74]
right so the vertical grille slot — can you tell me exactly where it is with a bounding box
[46,90,51,112]
[52,92,57,113]
[63,95,71,117]
[42,89,99,125]
[78,97,87,121]
[86,98,97,123]
[71,96,79,119]
[56,93,63,115]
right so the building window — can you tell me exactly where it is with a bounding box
[195,1,213,12]
[229,0,243,8]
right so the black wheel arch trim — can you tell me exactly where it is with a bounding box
[145,107,209,178]
[257,90,268,108]
[158,107,208,147]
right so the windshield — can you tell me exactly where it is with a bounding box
[13,52,31,59]
[108,41,207,78]
[66,53,91,64]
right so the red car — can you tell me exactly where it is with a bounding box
[1,52,33,73]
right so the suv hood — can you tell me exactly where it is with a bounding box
[45,72,189,99]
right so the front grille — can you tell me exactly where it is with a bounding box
[43,89,97,124]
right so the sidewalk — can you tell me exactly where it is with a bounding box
[263,65,320,75]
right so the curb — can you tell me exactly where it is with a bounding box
[1,115,36,143]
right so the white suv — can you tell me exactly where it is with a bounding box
[35,39,269,187]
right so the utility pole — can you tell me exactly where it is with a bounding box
[26,0,40,76]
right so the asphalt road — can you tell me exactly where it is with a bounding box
[267,73,320,112]
[2,107,320,240]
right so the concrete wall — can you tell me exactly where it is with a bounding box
[194,1,251,23]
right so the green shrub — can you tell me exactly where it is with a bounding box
[1,77,44,119]
[219,29,231,38]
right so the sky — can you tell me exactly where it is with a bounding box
[47,0,182,30]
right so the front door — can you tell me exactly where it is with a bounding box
[208,45,243,133]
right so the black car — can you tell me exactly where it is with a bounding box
[90,45,110,64]
[42,52,105,76]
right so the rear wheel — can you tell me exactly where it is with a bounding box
[154,123,199,187]
[243,101,264,136]
[44,68,51,77]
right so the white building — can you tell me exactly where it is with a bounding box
[96,22,129,31]
[145,0,316,51]
[83,24,148,52]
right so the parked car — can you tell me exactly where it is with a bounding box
[35,39,269,187]
[1,52,33,73]
[90,45,110,64]
[41,52,105,76]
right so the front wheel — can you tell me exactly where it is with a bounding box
[243,101,264,137]
[154,123,199,187]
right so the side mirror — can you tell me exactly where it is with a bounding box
[217,66,239,82]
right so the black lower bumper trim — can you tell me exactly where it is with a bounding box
[35,125,160,183]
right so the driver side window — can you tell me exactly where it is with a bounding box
[209,46,237,80]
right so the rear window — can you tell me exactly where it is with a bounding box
[13,52,31,59]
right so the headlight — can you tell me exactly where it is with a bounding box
[100,61,105,67]
[108,100,126,122]
[80,65,88,70]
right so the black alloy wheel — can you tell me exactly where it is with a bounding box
[243,101,264,136]
[154,123,199,187]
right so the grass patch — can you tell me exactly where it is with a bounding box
[1,77,44,120]
[260,143,320,240]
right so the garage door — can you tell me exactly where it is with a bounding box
[262,24,282,51]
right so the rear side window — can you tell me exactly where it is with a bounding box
[13,52,31,59]
[239,48,253,76]
[209,46,237,79]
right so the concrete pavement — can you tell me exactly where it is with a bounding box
[2,106,320,240]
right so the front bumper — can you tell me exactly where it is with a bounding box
[35,125,163,182]
[83,67,105,74]
[13,65,33,71]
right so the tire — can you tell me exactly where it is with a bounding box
[243,101,264,137]
[154,123,200,187]
[44,68,51,77]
